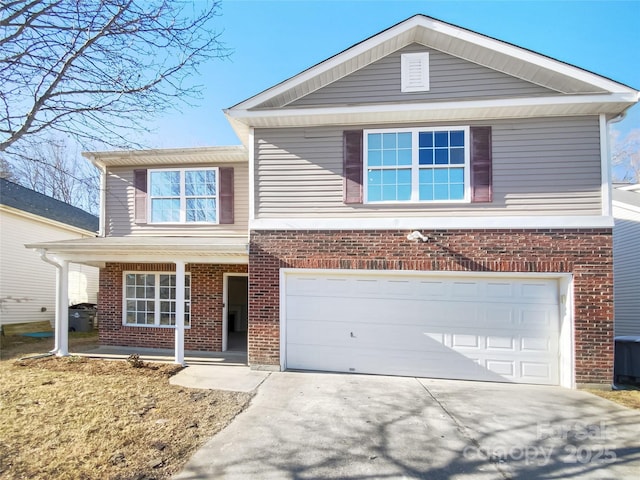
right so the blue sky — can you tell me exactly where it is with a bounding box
[143,0,640,148]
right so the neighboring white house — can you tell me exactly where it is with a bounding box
[0,178,99,327]
[613,184,640,337]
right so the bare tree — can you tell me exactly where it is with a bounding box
[611,128,640,183]
[7,136,100,214]
[0,0,227,154]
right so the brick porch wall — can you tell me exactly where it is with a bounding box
[98,263,247,351]
[248,229,613,385]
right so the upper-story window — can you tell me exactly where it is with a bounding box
[364,127,470,203]
[149,168,218,223]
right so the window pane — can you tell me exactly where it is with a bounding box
[381,169,397,185]
[419,169,434,184]
[435,131,449,148]
[419,132,433,148]
[419,185,434,201]
[434,184,450,200]
[450,148,464,164]
[397,132,412,149]
[382,185,396,200]
[382,133,396,149]
[450,168,464,183]
[397,185,411,201]
[382,149,396,166]
[435,149,449,165]
[368,133,381,149]
[397,149,412,165]
[419,148,433,165]
[450,184,464,200]
[151,198,180,222]
[434,169,449,183]
[368,150,382,167]
[367,185,382,202]
[150,171,180,196]
[186,198,217,222]
[450,130,465,147]
[185,170,216,196]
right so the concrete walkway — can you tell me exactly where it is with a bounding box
[174,372,640,480]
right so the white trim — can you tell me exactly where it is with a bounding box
[121,271,192,328]
[600,114,612,216]
[363,126,470,204]
[174,261,186,366]
[248,127,256,222]
[147,167,220,225]
[98,162,107,237]
[227,93,638,124]
[613,199,640,215]
[222,272,249,352]
[279,268,574,388]
[232,15,636,111]
[250,215,614,230]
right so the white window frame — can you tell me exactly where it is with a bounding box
[401,52,430,92]
[363,126,471,204]
[122,272,191,328]
[148,167,219,224]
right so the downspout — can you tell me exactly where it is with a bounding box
[600,112,628,218]
[38,249,69,356]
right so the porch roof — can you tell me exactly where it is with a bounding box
[26,236,249,267]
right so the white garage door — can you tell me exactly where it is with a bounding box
[284,271,560,385]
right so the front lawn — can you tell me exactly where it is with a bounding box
[0,334,252,479]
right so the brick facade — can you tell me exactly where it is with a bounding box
[249,229,614,385]
[98,263,247,351]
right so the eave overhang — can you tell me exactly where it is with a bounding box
[226,92,639,146]
[82,145,247,168]
[26,237,249,267]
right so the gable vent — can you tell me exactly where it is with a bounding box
[401,52,430,92]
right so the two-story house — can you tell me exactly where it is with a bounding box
[31,15,639,388]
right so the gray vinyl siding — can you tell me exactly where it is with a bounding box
[105,163,249,237]
[283,44,558,108]
[254,116,602,218]
[613,202,640,336]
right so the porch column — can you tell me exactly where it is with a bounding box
[174,260,185,365]
[57,259,69,356]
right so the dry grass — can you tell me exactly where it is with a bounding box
[587,389,640,410]
[0,334,252,479]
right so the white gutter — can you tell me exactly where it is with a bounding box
[38,250,69,356]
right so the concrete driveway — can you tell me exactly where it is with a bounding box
[174,372,640,479]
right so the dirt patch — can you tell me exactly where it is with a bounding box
[0,338,252,479]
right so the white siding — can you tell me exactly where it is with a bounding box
[0,210,98,326]
[613,201,640,336]
[254,116,602,219]
[105,162,249,237]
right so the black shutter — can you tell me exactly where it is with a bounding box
[133,169,147,224]
[219,167,234,224]
[343,130,363,204]
[470,126,492,203]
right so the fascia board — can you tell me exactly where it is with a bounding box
[228,93,639,125]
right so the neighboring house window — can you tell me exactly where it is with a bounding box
[401,52,429,92]
[124,273,191,327]
[364,127,470,203]
[149,168,218,223]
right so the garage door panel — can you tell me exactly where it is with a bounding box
[284,272,561,385]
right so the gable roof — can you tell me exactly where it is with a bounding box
[225,14,639,145]
[0,178,98,233]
